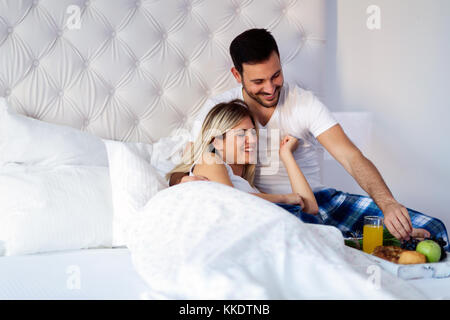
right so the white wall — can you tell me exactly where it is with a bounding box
[322,0,450,228]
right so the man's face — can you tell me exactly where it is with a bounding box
[234,51,284,108]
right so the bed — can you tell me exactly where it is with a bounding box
[1,0,449,300]
[0,247,449,300]
[0,248,152,300]
[1,246,450,300]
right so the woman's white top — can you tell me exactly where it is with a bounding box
[190,161,260,194]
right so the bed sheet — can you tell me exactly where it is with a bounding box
[409,278,450,299]
[0,247,449,300]
[0,248,155,300]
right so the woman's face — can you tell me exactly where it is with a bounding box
[214,116,257,165]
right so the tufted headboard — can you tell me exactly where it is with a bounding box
[0,0,326,143]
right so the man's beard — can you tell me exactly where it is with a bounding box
[242,83,282,108]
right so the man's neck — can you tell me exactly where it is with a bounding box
[242,88,276,127]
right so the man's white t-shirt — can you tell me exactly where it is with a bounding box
[190,83,338,193]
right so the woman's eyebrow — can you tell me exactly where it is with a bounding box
[232,127,255,133]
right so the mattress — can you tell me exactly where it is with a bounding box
[0,248,154,300]
[1,247,449,300]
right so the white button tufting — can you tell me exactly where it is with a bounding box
[0,0,326,143]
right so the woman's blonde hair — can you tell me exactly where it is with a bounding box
[167,99,257,186]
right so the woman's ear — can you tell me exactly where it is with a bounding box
[211,136,224,152]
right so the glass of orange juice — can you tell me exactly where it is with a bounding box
[363,216,384,254]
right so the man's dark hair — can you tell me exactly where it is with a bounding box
[229,28,280,74]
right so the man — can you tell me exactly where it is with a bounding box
[170,28,448,245]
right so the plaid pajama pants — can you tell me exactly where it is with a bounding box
[277,188,449,251]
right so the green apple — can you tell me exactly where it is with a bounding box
[416,240,441,262]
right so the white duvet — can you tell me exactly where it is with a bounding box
[128,181,426,299]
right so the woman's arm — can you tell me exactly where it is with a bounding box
[195,153,307,208]
[279,136,319,214]
[250,192,305,208]
[251,193,285,203]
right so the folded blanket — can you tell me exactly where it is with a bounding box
[128,181,426,299]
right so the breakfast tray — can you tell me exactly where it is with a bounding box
[361,249,450,280]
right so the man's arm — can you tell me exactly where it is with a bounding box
[169,172,188,186]
[316,124,413,240]
[169,172,209,186]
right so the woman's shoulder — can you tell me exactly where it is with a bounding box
[193,153,227,173]
[192,153,234,186]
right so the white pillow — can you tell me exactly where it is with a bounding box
[104,140,169,247]
[150,133,191,179]
[0,164,113,256]
[0,97,108,166]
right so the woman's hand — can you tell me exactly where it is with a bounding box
[281,193,305,209]
[279,135,299,160]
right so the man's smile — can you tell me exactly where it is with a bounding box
[259,88,280,102]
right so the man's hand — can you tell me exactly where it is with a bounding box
[382,201,413,240]
[180,175,209,184]
[411,228,431,239]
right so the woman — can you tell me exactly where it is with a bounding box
[168,99,320,221]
